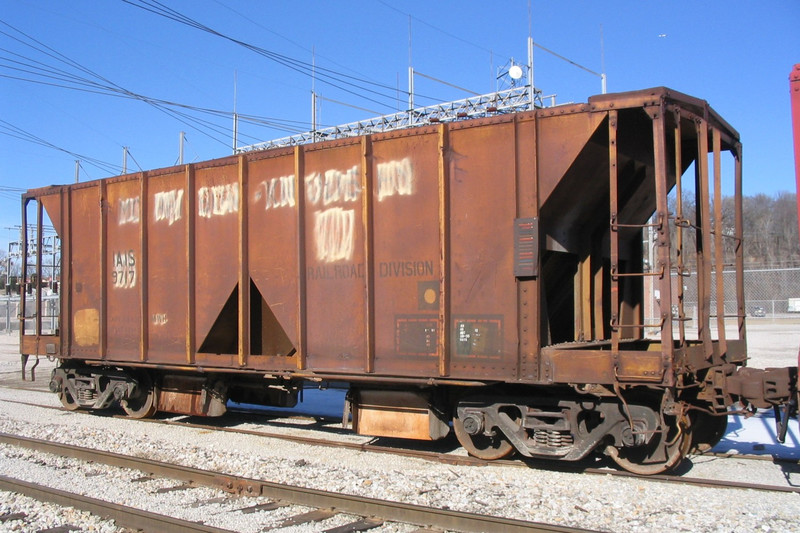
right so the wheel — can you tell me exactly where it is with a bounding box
[453,411,515,460]
[53,374,80,411]
[121,372,158,419]
[688,411,727,454]
[606,412,692,475]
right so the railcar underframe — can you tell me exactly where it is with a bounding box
[18,87,798,474]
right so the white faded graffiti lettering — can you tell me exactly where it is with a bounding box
[314,208,354,262]
[154,189,184,225]
[377,158,413,201]
[118,197,140,225]
[304,160,411,264]
[198,183,239,218]
[305,166,360,206]
[255,175,295,210]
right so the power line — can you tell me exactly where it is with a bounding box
[0,119,122,176]
[119,0,444,109]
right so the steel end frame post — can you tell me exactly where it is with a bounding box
[791,64,800,242]
[791,64,800,371]
[19,197,27,341]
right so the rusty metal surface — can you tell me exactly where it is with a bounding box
[792,64,800,244]
[20,87,750,389]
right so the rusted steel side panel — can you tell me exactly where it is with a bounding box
[303,141,366,372]
[22,88,750,390]
[69,185,102,359]
[194,160,240,368]
[371,129,441,376]
[447,119,519,380]
[546,348,664,384]
[105,178,143,361]
[146,169,189,364]
[246,150,299,369]
[536,110,606,210]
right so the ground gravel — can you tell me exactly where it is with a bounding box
[1,328,800,532]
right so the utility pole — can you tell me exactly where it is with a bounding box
[600,25,607,94]
[122,147,128,175]
[179,131,185,165]
[311,47,317,141]
[527,0,535,110]
[408,15,414,123]
[74,160,80,183]
[232,70,238,153]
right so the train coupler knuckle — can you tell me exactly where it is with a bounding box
[725,366,798,409]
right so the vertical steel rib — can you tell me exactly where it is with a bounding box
[361,136,375,373]
[185,164,196,364]
[438,124,451,377]
[608,110,620,354]
[712,128,727,356]
[650,105,674,380]
[734,143,746,344]
[295,145,307,370]
[238,155,250,367]
[695,119,714,359]
[673,109,686,346]
[139,173,149,362]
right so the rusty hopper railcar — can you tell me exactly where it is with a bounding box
[19,87,798,474]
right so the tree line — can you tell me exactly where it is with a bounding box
[668,191,799,270]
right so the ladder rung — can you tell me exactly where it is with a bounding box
[611,212,664,231]
[611,265,664,280]
[611,317,666,330]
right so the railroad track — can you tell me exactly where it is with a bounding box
[0,475,233,533]
[0,432,590,533]
[2,390,799,495]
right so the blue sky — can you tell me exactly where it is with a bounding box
[1,1,798,249]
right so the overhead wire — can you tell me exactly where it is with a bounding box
[0,20,311,149]
[119,0,444,109]
[0,119,122,176]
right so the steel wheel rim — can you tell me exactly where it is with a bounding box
[452,414,515,460]
[608,413,692,475]
[121,373,158,419]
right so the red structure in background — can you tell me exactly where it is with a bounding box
[792,64,800,238]
[792,64,800,372]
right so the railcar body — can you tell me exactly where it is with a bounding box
[19,87,798,474]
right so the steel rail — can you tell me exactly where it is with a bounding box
[0,474,233,533]
[2,394,799,489]
[0,432,592,533]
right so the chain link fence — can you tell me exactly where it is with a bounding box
[1,295,59,335]
[677,267,800,319]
